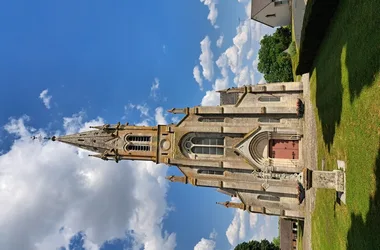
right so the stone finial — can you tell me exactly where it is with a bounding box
[216,201,230,207]
[216,201,246,210]
[165,175,187,183]
[167,108,186,114]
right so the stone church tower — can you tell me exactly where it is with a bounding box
[52,81,345,220]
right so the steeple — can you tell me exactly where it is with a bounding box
[52,122,164,163]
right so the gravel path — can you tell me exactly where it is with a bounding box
[292,0,307,47]
[301,73,317,250]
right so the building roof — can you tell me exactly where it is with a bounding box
[251,0,272,17]
[280,218,293,250]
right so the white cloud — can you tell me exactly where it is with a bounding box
[252,216,278,242]
[224,46,239,74]
[201,90,219,106]
[246,49,254,60]
[150,78,160,99]
[200,0,218,27]
[193,65,203,90]
[194,229,217,250]
[194,238,216,250]
[225,197,262,247]
[0,114,175,250]
[214,77,229,91]
[39,89,52,109]
[216,35,224,48]
[226,209,250,246]
[155,107,167,125]
[244,0,251,18]
[233,22,249,54]
[249,214,258,229]
[200,0,274,107]
[199,36,214,81]
[233,66,250,87]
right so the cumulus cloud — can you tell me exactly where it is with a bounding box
[194,229,217,250]
[39,89,52,109]
[200,0,274,106]
[155,107,167,125]
[0,114,175,250]
[199,36,214,81]
[194,238,216,250]
[193,65,203,90]
[201,90,219,106]
[200,0,218,27]
[214,77,229,91]
[216,35,224,48]
[233,66,250,87]
[225,197,261,247]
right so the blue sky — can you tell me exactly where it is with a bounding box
[0,1,277,250]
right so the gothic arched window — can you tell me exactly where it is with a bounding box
[126,144,150,151]
[183,135,224,156]
[126,135,151,142]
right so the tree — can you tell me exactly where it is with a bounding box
[272,236,280,247]
[234,239,280,250]
[257,27,293,82]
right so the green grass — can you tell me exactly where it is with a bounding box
[307,0,380,249]
[291,14,301,82]
[297,220,304,250]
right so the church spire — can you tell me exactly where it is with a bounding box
[52,122,161,163]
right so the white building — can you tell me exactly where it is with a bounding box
[251,0,291,27]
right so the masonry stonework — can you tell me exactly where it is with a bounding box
[52,81,345,220]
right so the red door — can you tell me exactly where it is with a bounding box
[269,139,299,159]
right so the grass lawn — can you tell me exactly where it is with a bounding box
[297,220,304,250]
[307,0,380,249]
[290,17,301,82]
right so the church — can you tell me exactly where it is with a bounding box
[52,81,345,221]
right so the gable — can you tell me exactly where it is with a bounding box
[251,0,273,17]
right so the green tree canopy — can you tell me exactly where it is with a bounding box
[272,236,280,247]
[234,239,280,250]
[257,27,293,83]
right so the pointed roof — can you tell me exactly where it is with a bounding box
[51,122,132,162]
[251,0,272,17]
[52,129,118,154]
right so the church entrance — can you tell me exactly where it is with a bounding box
[269,139,299,159]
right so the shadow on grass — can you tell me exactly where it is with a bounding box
[312,0,380,150]
[346,144,380,249]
